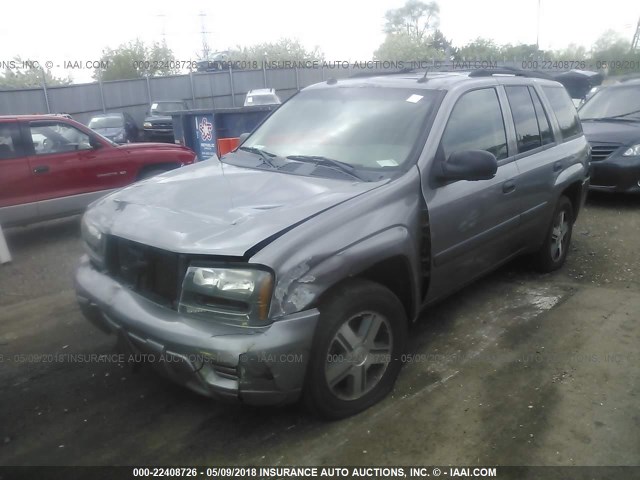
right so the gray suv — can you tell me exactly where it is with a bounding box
[75,70,590,419]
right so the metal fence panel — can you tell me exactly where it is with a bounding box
[47,83,103,115]
[266,68,297,90]
[102,78,148,109]
[232,69,267,95]
[296,68,325,88]
[0,88,47,114]
[149,75,193,104]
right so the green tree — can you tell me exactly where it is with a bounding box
[501,43,542,60]
[0,57,71,89]
[589,30,639,75]
[454,38,501,60]
[375,0,445,61]
[551,43,589,61]
[93,39,179,81]
[374,32,445,61]
[226,38,324,65]
[384,0,440,42]
[431,29,456,59]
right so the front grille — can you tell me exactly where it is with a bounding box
[590,143,621,162]
[151,122,172,129]
[105,237,184,309]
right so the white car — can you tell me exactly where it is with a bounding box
[244,88,282,106]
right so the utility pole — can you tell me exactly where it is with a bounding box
[536,0,541,50]
[198,11,212,61]
[632,17,640,51]
[156,14,167,41]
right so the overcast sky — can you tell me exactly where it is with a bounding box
[1,0,638,82]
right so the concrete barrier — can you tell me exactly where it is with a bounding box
[0,223,12,264]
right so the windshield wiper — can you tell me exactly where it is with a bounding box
[238,146,278,168]
[286,155,364,181]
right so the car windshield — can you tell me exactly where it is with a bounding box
[240,87,438,170]
[151,102,185,114]
[246,95,279,105]
[88,116,123,129]
[579,86,640,120]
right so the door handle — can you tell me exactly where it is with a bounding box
[33,165,50,174]
[553,161,563,172]
[502,180,516,194]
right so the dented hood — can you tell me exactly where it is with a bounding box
[87,159,384,256]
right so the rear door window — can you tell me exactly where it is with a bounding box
[529,87,554,145]
[542,86,582,140]
[505,86,542,153]
[0,122,22,160]
[441,88,508,161]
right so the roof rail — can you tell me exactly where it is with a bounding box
[349,68,416,78]
[469,67,553,80]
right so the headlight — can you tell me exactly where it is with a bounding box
[143,122,152,128]
[81,215,105,265]
[622,144,640,156]
[179,265,274,325]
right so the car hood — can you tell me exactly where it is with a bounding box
[145,115,173,123]
[581,120,640,145]
[93,127,124,137]
[87,160,385,257]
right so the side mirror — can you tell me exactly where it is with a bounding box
[89,136,103,149]
[238,132,250,144]
[438,150,497,182]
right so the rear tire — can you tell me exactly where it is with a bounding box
[303,279,407,419]
[532,195,574,272]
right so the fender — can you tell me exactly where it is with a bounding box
[272,226,420,319]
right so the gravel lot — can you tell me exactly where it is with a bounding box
[0,192,638,467]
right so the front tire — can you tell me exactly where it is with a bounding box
[532,195,574,272]
[137,168,167,180]
[304,279,407,419]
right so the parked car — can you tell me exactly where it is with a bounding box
[0,115,197,227]
[143,100,188,143]
[579,79,640,193]
[244,88,282,106]
[88,112,139,144]
[75,71,589,418]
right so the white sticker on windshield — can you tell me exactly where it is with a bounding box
[377,159,399,167]
[406,94,423,103]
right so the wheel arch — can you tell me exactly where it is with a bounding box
[136,162,181,180]
[560,180,583,220]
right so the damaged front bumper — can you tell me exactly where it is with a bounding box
[74,256,319,405]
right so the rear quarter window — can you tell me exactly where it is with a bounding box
[542,86,582,140]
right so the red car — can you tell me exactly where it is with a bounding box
[0,115,196,227]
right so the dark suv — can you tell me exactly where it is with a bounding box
[579,79,640,193]
[142,100,188,142]
[75,70,590,419]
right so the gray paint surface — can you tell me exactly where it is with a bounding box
[75,72,590,404]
